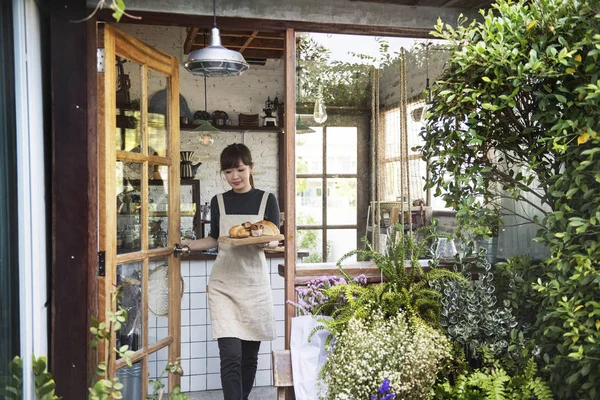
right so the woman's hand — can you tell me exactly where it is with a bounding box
[257,240,279,249]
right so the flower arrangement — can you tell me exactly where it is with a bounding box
[322,309,451,400]
[288,274,367,316]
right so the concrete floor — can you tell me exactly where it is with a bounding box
[186,386,277,400]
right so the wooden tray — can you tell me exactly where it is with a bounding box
[218,234,284,246]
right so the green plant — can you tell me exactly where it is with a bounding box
[494,255,545,335]
[0,356,60,400]
[313,224,467,341]
[419,0,600,397]
[434,356,553,400]
[322,309,451,400]
[146,359,189,400]
[88,289,136,400]
[433,250,517,361]
[73,0,140,23]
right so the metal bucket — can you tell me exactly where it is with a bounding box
[116,362,142,400]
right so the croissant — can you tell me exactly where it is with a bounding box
[229,225,250,238]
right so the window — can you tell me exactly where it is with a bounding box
[379,101,429,204]
[296,123,361,263]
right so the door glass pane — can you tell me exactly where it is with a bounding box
[147,69,169,157]
[326,178,357,225]
[148,257,171,345]
[327,229,357,264]
[297,229,323,263]
[117,262,144,351]
[296,126,323,174]
[115,56,142,152]
[326,127,357,174]
[296,178,323,226]
[115,361,143,400]
[149,179,170,250]
[117,161,142,254]
[180,182,198,240]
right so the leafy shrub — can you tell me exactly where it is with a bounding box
[322,310,451,400]
[316,224,467,338]
[494,255,545,335]
[419,0,600,396]
[0,356,59,400]
[433,250,517,361]
[434,356,553,400]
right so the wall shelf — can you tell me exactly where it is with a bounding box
[180,123,281,133]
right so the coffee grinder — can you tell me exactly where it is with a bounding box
[262,96,278,127]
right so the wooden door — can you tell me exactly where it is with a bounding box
[97,23,182,397]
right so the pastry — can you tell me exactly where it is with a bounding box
[241,221,253,230]
[229,225,250,238]
[256,220,280,236]
[250,223,264,237]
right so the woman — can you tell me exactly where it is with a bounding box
[183,143,280,400]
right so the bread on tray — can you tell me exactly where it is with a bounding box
[228,224,250,238]
[228,220,280,238]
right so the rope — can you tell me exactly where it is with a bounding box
[370,66,378,251]
[400,48,412,233]
[375,68,381,252]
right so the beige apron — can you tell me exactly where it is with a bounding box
[207,192,276,341]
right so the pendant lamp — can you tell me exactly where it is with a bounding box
[184,0,249,77]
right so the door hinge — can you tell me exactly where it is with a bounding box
[97,48,105,72]
[98,251,106,276]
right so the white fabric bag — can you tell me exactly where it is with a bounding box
[290,315,331,400]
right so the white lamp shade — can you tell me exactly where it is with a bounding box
[184,27,249,77]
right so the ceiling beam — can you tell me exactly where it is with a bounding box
[239,31,258,52]
[184,27,199,54]
[193,36,284,50]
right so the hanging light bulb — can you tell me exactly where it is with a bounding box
[200,132,215,147]
[313,85,327,124]
[194,120,219,147]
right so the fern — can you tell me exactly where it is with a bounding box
[434,356,554,400]
[314,224,466,341]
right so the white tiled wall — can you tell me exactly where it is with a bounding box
[178,257,285,393]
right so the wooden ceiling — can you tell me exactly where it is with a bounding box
[183,29,285,62]
[182,0,496,61]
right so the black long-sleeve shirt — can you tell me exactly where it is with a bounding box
[208,188,280,239]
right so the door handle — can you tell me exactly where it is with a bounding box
[173,243,191,257]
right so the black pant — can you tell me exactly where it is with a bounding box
[217,337,261,400]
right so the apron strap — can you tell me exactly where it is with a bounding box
[258,191,269,219]
[217,194,227,216]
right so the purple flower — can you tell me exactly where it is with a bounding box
[378,378,391,394]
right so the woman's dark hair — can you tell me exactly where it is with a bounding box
[220,143,255,186]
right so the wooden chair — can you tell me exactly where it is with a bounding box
[272,349,294,400]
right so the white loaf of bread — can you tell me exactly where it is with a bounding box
[256,220,279,236]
